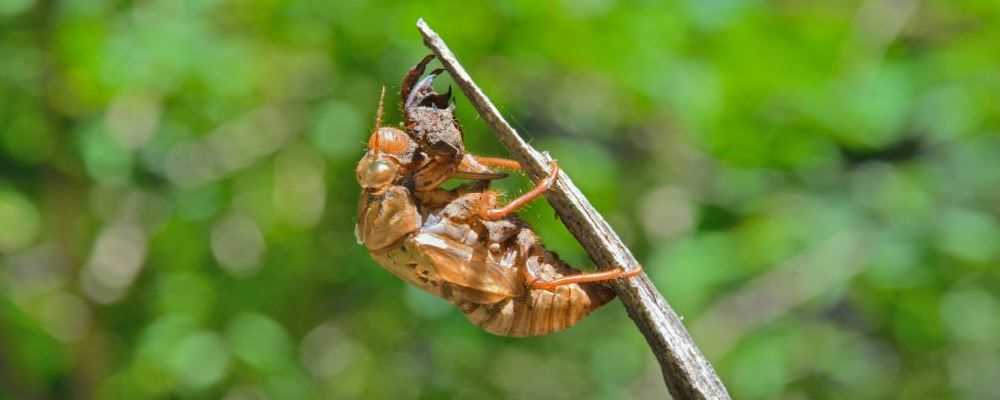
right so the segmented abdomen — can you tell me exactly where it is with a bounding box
[460,228,616,337]
[363,195,618,337]
[460,280,614,337]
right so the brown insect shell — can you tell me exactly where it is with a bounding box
[357,140,619,336]
[355,126,423,251]
[425,193,617,337]
[356,127,417,191]
[403,70,465,162]
[357,56,621,337]
[355,184,422,251]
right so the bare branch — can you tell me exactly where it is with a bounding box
[417,18,731,400]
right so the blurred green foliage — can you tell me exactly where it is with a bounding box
[1,0,999,399]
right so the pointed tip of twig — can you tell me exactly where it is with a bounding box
[416,18,436,42]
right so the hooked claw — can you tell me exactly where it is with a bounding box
[421,85,452,109]
[400,54,436,105]
[406,67,451,111]
[399,55,465,163]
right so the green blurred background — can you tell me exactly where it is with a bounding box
[2,0,999,399]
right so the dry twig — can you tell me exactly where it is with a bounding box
[417,18,731,400]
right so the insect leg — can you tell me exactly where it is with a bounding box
[526,265,643,291]
[452,154,509,181]
[480,161,559,221]
[472,156,522,171]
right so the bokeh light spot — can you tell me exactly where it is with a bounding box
[0,188,41,253]
[299,322,358,380]
[168,331,229,389]
[211,213,266,277]
[309,101,364,159]
[639,185,696,241]
[39,292,92,342]
[273,144,326,229]
[105,91,162,150]
[80,122,133,185]
[937,208,999,263]
[81,222,147,304]
[227,313,292,372]
[940,287,1000,343]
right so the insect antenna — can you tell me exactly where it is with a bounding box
[375,86,386,129]
[369,86,386,149]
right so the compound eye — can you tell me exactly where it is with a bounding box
[366,159,395,185]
